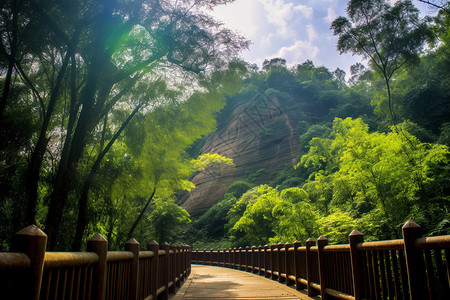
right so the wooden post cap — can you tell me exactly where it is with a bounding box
[402,220,421,229]
[88,233,107,242]
[126,238,139,245]
[349,230,363,237]
[16,225,47,237]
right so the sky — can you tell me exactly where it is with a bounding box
[210,0,437,75]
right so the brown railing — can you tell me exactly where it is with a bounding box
[0,225,191,300]
[192,220,450,300]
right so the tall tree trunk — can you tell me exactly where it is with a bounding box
[0,0,18,122]
[25,49,72,225]
[127,186,157,241]
[45,11,111,248]
[71,104,142,251]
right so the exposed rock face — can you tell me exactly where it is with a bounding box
[181,93,302,216]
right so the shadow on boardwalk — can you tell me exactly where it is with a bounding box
[170,264,318,300]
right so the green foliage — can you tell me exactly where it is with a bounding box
[148,198,191,244]
[299,117,450,239]
[192,153,233,173]
[229,185,281,246]
[318,209,357,244]
[332,0,432,125]
[246,168,266,183]
[271,193,320,244]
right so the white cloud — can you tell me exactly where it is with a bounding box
[211,0,261,37]
[294,4,313,19]
[324,7,337,23]
[306,24,317,41]
[260,0,313,38]
[274,39,320,65]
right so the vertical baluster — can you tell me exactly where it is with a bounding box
[68,268,74,300]
[75,267,81,300]
[391,249,402,299]
[384,250,394,299]
[62,268,68,299]
[53,269,60,300]
[398,250,409,300]
[366,251,375,299]
[434,249,450,296]
[424,249,435,300]
[379,251,388,298]
[306,238,317,297]
[43,270,52,300]
[372,251,382,300]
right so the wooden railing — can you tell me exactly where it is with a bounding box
[0,225,191,300]
[192,220,450,300]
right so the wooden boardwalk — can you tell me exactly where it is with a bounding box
[169,264,317,300]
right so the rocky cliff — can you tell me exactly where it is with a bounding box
[181,92,304,216]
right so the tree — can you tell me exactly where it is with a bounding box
[147,197,191,244]
[298,117,450,239]
[1,0,248,249]
[272,188,320,243]
[229,185,281,247]
[262,57,287,71]
[331,0,431,126]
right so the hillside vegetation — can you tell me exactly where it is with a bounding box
[1,0,448,250]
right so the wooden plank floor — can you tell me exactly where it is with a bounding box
[169,264,318,300]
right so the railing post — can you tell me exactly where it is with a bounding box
[181,244,187,280]
[148,240,159,300]
[177,245,182,284]
[306,238,318,297]
[161,242,171,300]
[258,245,264,276]
[285,242,292,286]
[12,225,47,300]
[236,247,241,270]
[169,244,177,292]
[349,230,364,300]
[245,246,250,271]
[251,246,257,273]
[125,238,140,300]
[87,234,108,300]
[317,236,329,300]
[277,242,284,283]
[187,245,191,276]
[402,220,428,300]
[265,244,270,277]
[270,244,277,280]
[293,240,303,290]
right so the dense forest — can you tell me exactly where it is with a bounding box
[1,0,449,251]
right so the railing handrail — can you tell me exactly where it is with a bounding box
[0,225,192,300]
[0,252,31,269]
[44,252,99,268]
[191,220,450,300]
